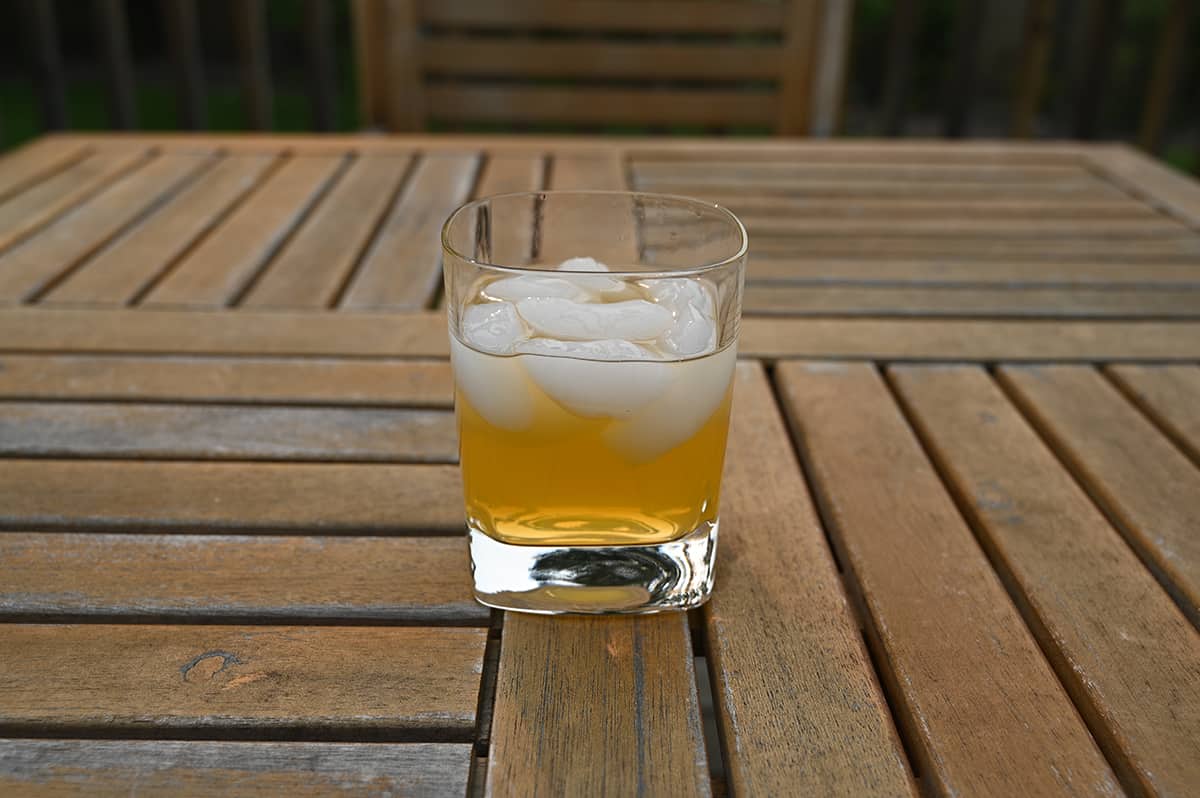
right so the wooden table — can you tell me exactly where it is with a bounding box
[0,134,1198,796]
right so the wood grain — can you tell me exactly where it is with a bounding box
[427,85,776,127]
[242,154,412,308]
[633,160,1091,184]
[718,197,1158,219]
[473,153,545,197]
[0,459,462,532]
[1105,364,1200,464]
[0,624,485,738]
[635,177,1122,200]
[0,402,457,462]
[998,365,1200,626]
[0,355,453,406]
[0,150,148,252]
[1089,144,1200,228]
[746,258,1200,288]
[0,154,212,302]
[703,362,914,796]
[741,284,1200,318]
[144,155,345,307]
[744,234,1200,260]
[742,216,1186,237]
[775,361,1117,796]
[890,365,1200,797]
[340,153,480,310]
[488,613,710,797]
[0,532,484,623]
[0,139,88,202]
[422,0,785,31]
[0,740,471,797]
[43,154,277,304]
[544,151,639,264]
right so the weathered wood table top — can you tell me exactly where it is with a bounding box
[0,134,1198,796]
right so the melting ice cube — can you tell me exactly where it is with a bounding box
[450,336,536,431]
[557,256,624,295]
[517,338,671,418]
[643,277,719,357]
[461,301,525,354]
[483,274,590,303]
[516,297,673,342]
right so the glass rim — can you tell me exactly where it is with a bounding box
[441,189,749,279]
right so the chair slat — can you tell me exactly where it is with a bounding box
[1010,0,1055,137]
[1138,0,1193,152]
[422,0,787,32]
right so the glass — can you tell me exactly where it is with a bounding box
[442,191,746,614]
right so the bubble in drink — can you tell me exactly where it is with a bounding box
[452,257,736,546]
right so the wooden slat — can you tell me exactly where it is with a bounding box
[0,154,213,302]
[0,740,472,796]
[144,155,344,307]
[633,161,1091,183]
[421,0,787,32]
[809,0,852,136]
[163,0,207,129]
[302,0,338,132]
[0,460,462,532]
[470,153,545,270]
[340,153,480,310]
[0,533,484,623]
[0,355,453,406]
[0,139,88,202]
[635,178,1123,200]
[0,402,457,463]
[488,613,710,796]
[1089,144,1200,228]
[0,625,485,737]
[424,39,783,80]
[24,0,68,130]
[890,365,1200,796]
[427,85,777,126]
[350,0,387,128]
[999,365,1200,626]
[743,216,1186,237]
[717,197,1159,219]
[703,362,913,795]
[775,0,820,134]
[1011,0,1055,137]
[541,151,640,264]
[233,0,273,130]
[43,154,277,305]
[3,308,1200,362]
[242,155,412,308]
[0,150,148,252]
[741,284,1200,319]
[379,0,424,131]
[1105,364,1200,464]
[747,258,1200,288]
[776,361,1118,795]
[745,235,1200,261]
[93,0,137,129]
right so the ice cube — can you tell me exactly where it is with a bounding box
[461,301,526,354]
[642,277,719,357]
[450,336,536,430]
[606,345,736,461]
[516,297,673,342]
[557,256,624,295]
[483,274,589,303]
[517,338,671,418]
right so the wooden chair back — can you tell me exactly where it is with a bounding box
[352,0,852,135]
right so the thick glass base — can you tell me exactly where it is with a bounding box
[469,520,718,614]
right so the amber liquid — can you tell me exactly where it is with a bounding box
[457,365,733,547]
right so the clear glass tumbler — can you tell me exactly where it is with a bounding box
[442,191,746,614]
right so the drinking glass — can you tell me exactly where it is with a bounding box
[442,191,746,614]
